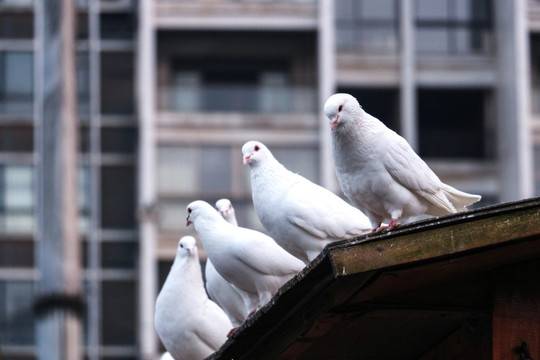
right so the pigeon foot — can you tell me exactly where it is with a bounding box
[227,327,238,337]
[376,219,400,232]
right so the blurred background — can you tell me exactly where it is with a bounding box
[0,0,539,359]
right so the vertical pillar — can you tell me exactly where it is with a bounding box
[495,0,534,201]
[34,0,82,359]
[86,0,101,358]
[400,0,417,150]
[138,0,158,358]
[318,0,337,191]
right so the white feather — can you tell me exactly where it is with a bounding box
[187,200,304,315]
[155,236,231,360]
[203,199,247,326]
[242,141,372,265]
[325,93,481,230]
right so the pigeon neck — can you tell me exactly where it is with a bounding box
[341,108,381,142]
[251,156,288,181]
[161,255,206,303]
[224,214,238,226]
[194,216,232,253]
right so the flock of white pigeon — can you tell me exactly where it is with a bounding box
[155,93,482,360]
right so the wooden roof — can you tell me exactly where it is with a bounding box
[210,197,540,360]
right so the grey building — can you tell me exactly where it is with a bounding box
[0,0,538,359]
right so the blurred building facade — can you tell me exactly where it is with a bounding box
[0,0,539,359]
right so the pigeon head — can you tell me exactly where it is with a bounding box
[324,93,361,131]
[215,198,233,216]
[242,141,272,166]
[186,200,222,227]
[177,236,198,257]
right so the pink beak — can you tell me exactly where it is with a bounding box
[186,215,191,226]
[330,115,339,131]
[243,155,251,165]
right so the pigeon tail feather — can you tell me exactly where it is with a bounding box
[442,184,482,212]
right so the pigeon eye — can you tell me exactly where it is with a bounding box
[338,105,343,112]
[188,208,192,214]
[254,145,260,151]
[180,244,184,248]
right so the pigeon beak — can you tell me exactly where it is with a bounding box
[330,115,339,131]
[243,155,251,165]
[186,215,191,226]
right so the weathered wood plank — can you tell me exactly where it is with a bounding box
[493,261,540,360]
[329,202,540,276]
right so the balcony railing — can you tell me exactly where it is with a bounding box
[158,85,317,114]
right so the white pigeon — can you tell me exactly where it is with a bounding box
[215,198,238,226]
[242,141,372,265]
[202,199,246,328]
[186,200,304,316]
[155,236,232,360]
[160,353,174,360]
[324,93,482,231]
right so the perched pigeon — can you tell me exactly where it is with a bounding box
[186,200,304,315]
[215,198,238,226]
[242,141,372,265]
[202,199,246,327]
[325,93,482,230]
[155,236,231,360]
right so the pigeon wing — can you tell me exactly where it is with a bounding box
[234,228,303,276]
[382,134,456,213]
[193,303,229,352]
[284,179,370,240]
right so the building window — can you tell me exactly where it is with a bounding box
[77,52,90,118]
[0,240,33,267]
[100,52,134,115]
[100,12,135,40]
[0,12,33,39]
[100,127,137,154]
[100,165,136,229]
[77,12,89,40]
[415,0,493,54]
[272,146,320,184]
[335,0,399,53]
[0,125,33,152]
[157,145,232,196]
[0,280,35,346]
[101,242,138,269]
[417,89,492,159]
[0,165,34,234]
[101,280,136,346]
[158,30,316,115]
[0,51,33,116]
[166,58,315,114]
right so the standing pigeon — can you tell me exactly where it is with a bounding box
[155,236,231,360]
[242,141,372,265]
[202,199,246,327]
[325,93,481,231]
[186,200,304,316]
